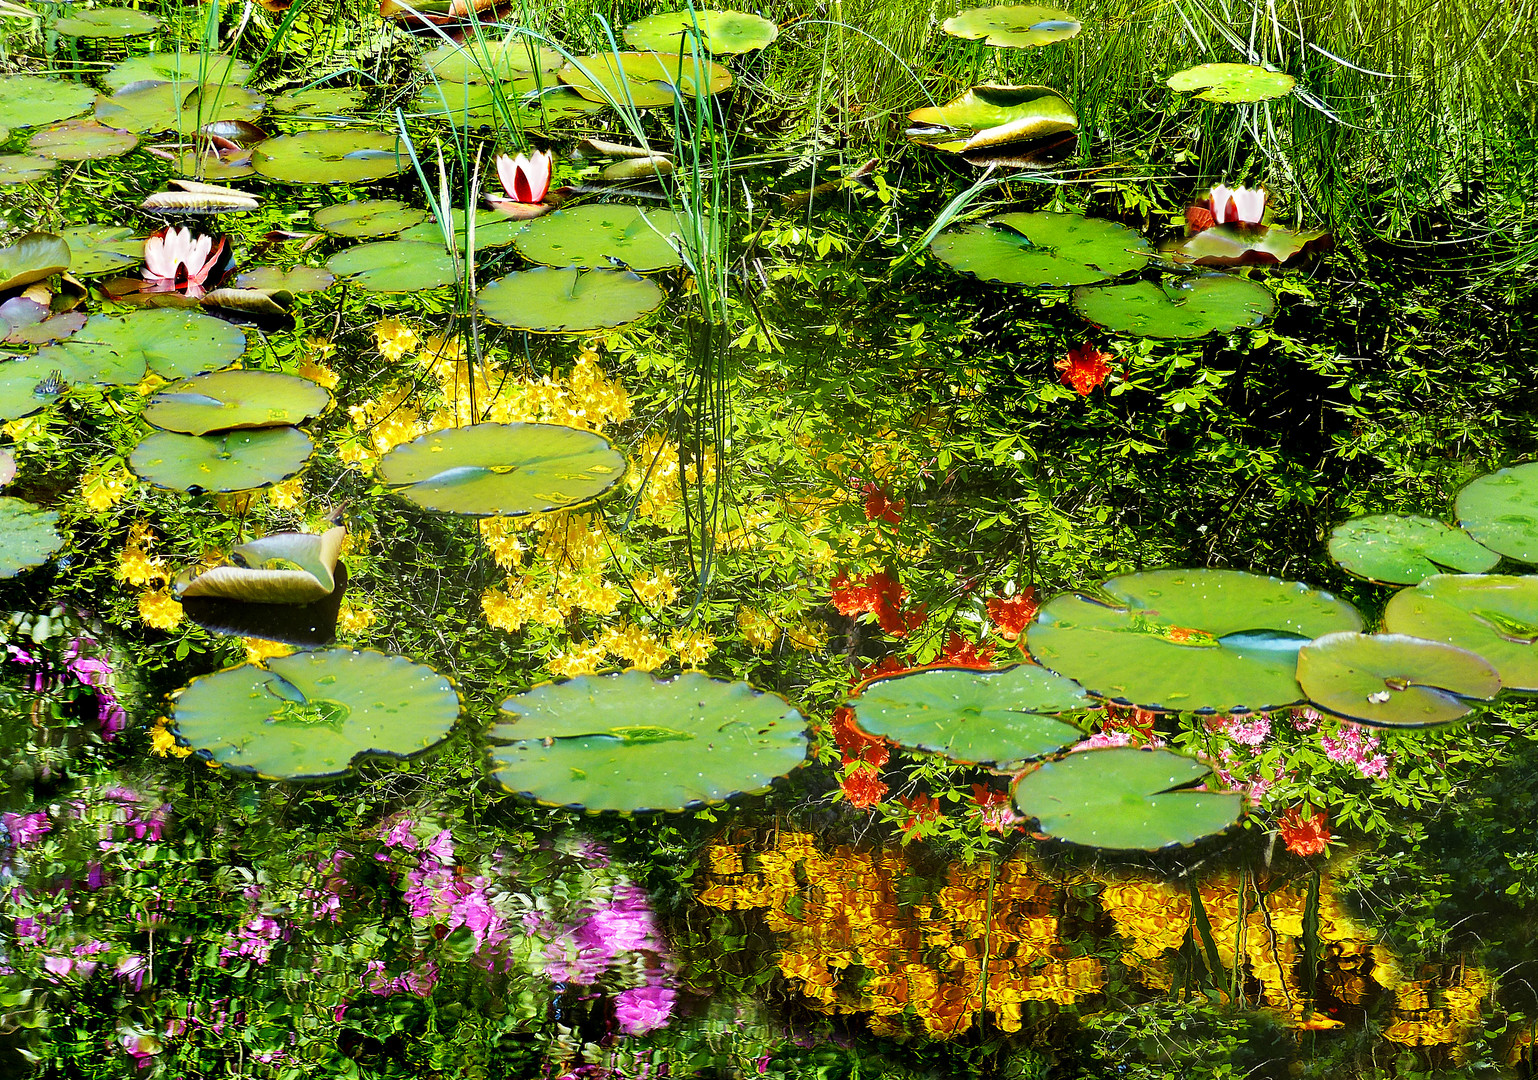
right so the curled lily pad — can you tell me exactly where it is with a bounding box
[0,233,71,292]
[1025,568,1363,713]
[130,426,314,494]
[377,422,626,517]
[144,369,330,435]
[178,526,344,603]
[559,51,732,109]
[183,561,347,647]
[1297,632,1499,728]
[490,670,808,813]
[36,308,246,382]
[55,225,142,277]
[847,663,1090,767]
[233,265,335,293]
[942,5,1080,47]
[512,204,692,271]
[399,209,522,251]
[0,155,59,185]
[314,199,428,238]
[253,130,407,184]
[422,39,563,82]
[0,496,64,578]
[624,9,780,54]
[1,298,85,346]
[326,241,457,293]
[268,87,364,115]
[55,8,161,37]
[169,649,460,780]
[1381,575,1538,692]
[930,212,1151,287]
[0,76,96,130]
[1072,273,1275,339]
[29,119,137,161]
[476,266,666,333]
[1455,461,1538,563]
[908,84,1076,155]
[0,354,69,420]
[104,53,251,92]
[1328,514,1498,585]
[1165,224,1332,268]
[1167,63,1295,103]
[1013,747,1243,849]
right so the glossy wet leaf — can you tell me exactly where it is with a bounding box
[1328,514,1498,585]
[1455,461,1538,563]
[0,233,71,292]
[0,155,59,185]
[1297,632,1499,728]
[178,526,344,603]
[930,212,1151,287]
[233,265,335,293]
[476,266,666,333]
[908,84,1077,153]
[313,199,428,238]
[95,82,266,135]
[490,670,808,812]
[559,51,733,108]
[55,8,161,37]
[512,204,692,271]
[326,241,457,292]
[422,39,563,82]
[55,225,142,277]
[183,562,347,648]
[104,53,252,92]
[1381,574,1538,692]
[130,426,314,494]
[1165,224,1332,268]
[0,76,96,130]
[1012,747,1243,849]
[268,87,364,115]
[0,496,64,578]
[28,119,138,161]
[253,130,407,184]
[624,10,780,54]
[1167,63,1295,103]
[0,298,85,346]
[399,209,522,251]
[1025,568,1363,712]
[37,308,246,382]
[144,370,331,435]
[942,5,1081,47]
[0,354,69,420]
[1072,274,1275,338]
[170,649,460,780]
[847,663,1090,767]
[377,422,625,517]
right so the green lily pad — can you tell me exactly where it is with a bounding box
[1381,574,1538,692]
[0,354,69,420]
[1328,514,1499,585]
[313,199,428,238]
[55,225,142,277]
[0,497,64,578]
[1012,747,1243,850]
[1164,223,1332,267]
[399,209,522,251]
[268,87,365,115]
[28,119,137,161]
[233,265,335,293]
[942,5,1081,47]
[0,155,60,185]
[169,648,460,780]
[422,39,563,82]
[907,84,1077,154]
[144,370,331,435]
[476,266,666,333]
[490,670,808,812]
[1297,631,1499,728]
[512,204,692,271]
[1025,568,1363,713]
[171,148,256,181]
[930,212,1152,287]
[95,82,265,136]
[130,426,314,494]
[326,241,457,292]
[36,309,246,382]
[104,53,251,92]
[559,51,733,109]
[1072,273,1275,339]
[377,422,626,517]
[0,76,96,130]
[253,130,407,185]
[0,233,71,292]
[178,526,344,603]
[1455,462,1538,563]
[624,10,780,54]
[55,7,161,37]
[847,663,1090,767]
[1167,63,1295,103]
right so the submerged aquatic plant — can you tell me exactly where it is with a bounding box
[487,151,554,219]
[141,227,227,297]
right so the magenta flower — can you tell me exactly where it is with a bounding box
[116,954,148,992]
[3,811,50,846]
[142,227,227,298]
[487,151,555,220]
[425,828,455,863]
[614,984,675,1035]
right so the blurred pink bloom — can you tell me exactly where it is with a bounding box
[4,811,50,846]
[426,828,454,863]
[614,984,675,1035]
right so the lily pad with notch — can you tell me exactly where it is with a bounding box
[1072,274,1275,338]
[0,155,59,185]
[624,10,780,54]
[0,233,71,293]
[177,526,344,604]
[268,87,364,115]
[930,212,1152,287]
[907,83,1077,159]
[0,496,64,578]
[144,369,331,435]
[314,199,428,238]
[399,209,523,251]
[489,669,808,813]
[409,78,603,128]
[512,204,693,271]
[1,298,85,346]
[54,225,142,277]
[1381,574,1538,692]
[477,266,665,333]
[253,130,407,185]
[55,8,161,37]
[28,119,137,161]
[1455,461,1538,563]
[36,308,246,382]
[1297,631,1499,728]
[0,76,96,130]
[104,53,252,92]
[326,241,457,293]
[559,51,733,109]
[942,5,1081,47]
[1164,224,1333,268]
[130,426,314,494]
[1328,514,1498,585]
[95,82,265,136]
[1167,62,1295,103]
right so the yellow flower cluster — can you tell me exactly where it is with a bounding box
[338,603,377,635]
[626,433,681,520]
[737,607,781,651]
[595,624,668,670]
[631,569,677,607]
[243,637,293,662]
[669,628,715,667]
[478,517,525,569]
[547,642,608,679]
[4,412,57,444]
[340,386,429,468]
[536,513,612,571]
[296,352,340,390]
[786,617,828,651]
[138,588,183,630]
[266,474,305,511]
[117,524,166,586]
[81,461,133,512]
[149,718,193,758]
[375,319,419,362]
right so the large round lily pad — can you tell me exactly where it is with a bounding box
[233,265,335,293]
[314,199,428,238]
[0,76,96,130]
[377,422,626,517]
[36,309,246,382]
[1,298,84,346]
[268,87,364,115]
[55,8,161,37]
[847,663,1090,767]
[1012,747,1243,850]
[942,5,1081,47]
[422,39,563,82]
[104,53,252,92]
[512,204,690,271]
[1455,462,1538,563]
[624,10,780,54]
[144,370,331,435]
[28,120,137,161]
[0,155,59,185]
[95,82,265,136]
[907,84,1076,154]
[477,267,665,333]
[0,354,69,420]
[408,77,605,128]
[169,649,460,780]
[1167,63,1295,103]
[326,241,457,292]
[1297,631,1499,728]
[490,670,808,813]
[1165,224,1332,268]
[130,426,314,494]
[0,233,71,292]
[253,130,407,184]
[55,225,142,277]
[930,212,1151,287]
[0,496,63,578]
[1328,514,1498,585]
[1025,568,1363,713]
[1381,575,1538,692]
[1072,274,1275,339]
[559,51,732,109]
[399,209,522,251]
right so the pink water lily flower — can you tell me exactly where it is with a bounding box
[142,226,227,297]
[1209,184,1267,225]
[487,150,554,220]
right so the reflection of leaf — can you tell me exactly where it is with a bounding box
[177,526,344,603]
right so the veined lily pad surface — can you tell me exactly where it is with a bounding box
[1167,63,1296,103]
[624,10,780,54]
[930,212,1152,287]
[0,155,59,185]
[490,670,808,813]
[144,370,331,435]
[1328,514,1498,585]
[130,426,314,494]
[326,241,458,293]
[1455,461,1538,562]
[95,83,265,135]
[178,526,345,604]
[268,87,365,115]
[847,664,1090,766]
[1072,274,1275,338]
[476,267,666,333]
[1012,747,1243,850]
[376,422,626,517]
[908,84,1077,154]
[422,39,563,82]
[104,53,252,92]
[253,131,408,184]
[942,5,1081,47]
[399,209,522,252]
[233,265,336,293]
[55,7,161,35]
[0,354,69,420]
[0,76,96,130]
[28,119,137,161]
[0,497,64,578]
[55,225,142,277]
[0,233,71,292]
[36,309,246,383]
[313,199,428,238]
[169,649,460,780]
[513,204,691,271]
[559,51,733,108]
[1382,575,1538,692]
[1297,632,1500,728]
[1026,568,1363,712]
